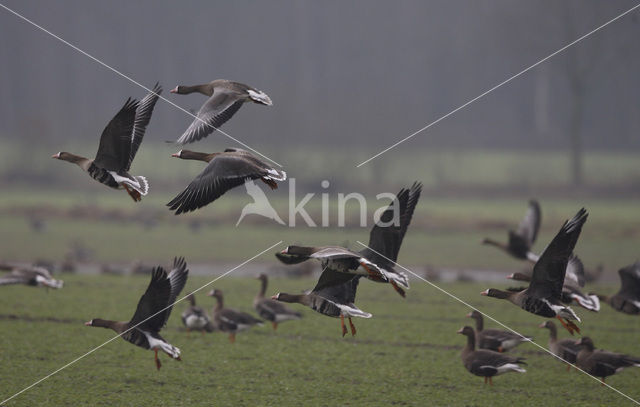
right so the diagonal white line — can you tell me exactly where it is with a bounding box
[356,3,640,168]
[0,2,282,168]
[355,241,640,405]
[0,240,283,405]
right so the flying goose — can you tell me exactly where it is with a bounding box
[181,293,211,335]
[276,182,422,297]
[482,208,588,335]
[254,274,302,330]
[466,310,530,352]
[458,326,526,385]
[0,263,63,289]
[170,79,272,145]
[483,200,541,262]
[576,337,640,384]
[273,269,369,337]
[539,321,581,371]
[591,262,640,315]
[52,84,161,201]
[85,257,188,370]
[167,148,286,215]
[508,255,600,312]
[207,289,263,343]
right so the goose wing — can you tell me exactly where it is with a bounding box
[516,200,541,247]
[126,83,162,170]
[94,98,139,171]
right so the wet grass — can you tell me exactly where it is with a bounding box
[1,274,639,406]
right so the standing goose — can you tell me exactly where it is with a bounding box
[539,321,581,370]
[576,337,640,384]
[254,274,302,330]
[458,326,526,385]
[207,289,263,343]
[466,310,530,352]
[85,257,188,370]
[273,268,369,337]
[181,293,211,335]
[591,262,640,315]
[52,84,161,201]
[482,208,588,335]
[0,263,63,289]
[483,200,541,262]
[167,148,286,215]
[170,79,272,145]
[508,255,600,312]
[276,182,422,297]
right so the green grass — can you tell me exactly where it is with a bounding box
[0,274,638,406]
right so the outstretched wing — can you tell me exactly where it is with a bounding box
[528,208,588,300]
[94,98,139,171]
[167,154,270,215]
[312,268,361,305]
[175,89,245,145]
[618,262,640,299]
[129,267,171,332]
[516,200,541,247]
[361,182,422,267]
[127,83,162,170]
[160,257,189,326]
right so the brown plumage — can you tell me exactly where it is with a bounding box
[52,84,161,201]
[170,79,272,145]
[591,262,640,315]
[483,199,541,262]
[0,263,63,289]
[576,337,640,384]
[467,310,530,352]
[458,326,526,385]
[84,257,188,370]
[539,321,581,370]
[207,289,263,343]
[167,148,286,215]
[482,208,588,335]
[253,274,302,330]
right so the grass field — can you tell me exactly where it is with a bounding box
[0,273,638,406]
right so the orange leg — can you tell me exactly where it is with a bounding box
[497,346,504,353]
[122,184,141,202]
[389,280,406,298]
[154,349,162,370]
[340,315,348,337]
[556,316,575,335]
[566,364,571,372]
[359,262,383,280]
[348,317,357,336]
[261,178,278,190]
[186,328,191,338]
[484,376,488,385]
[272,322,278,331]
[489,376,493,386]
[229,333,236,343]
[601,378,606,386]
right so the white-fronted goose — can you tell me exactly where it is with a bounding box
[0,263,63,289]
[170,79,272,145]
[181,293,211,335]
[276,182,422,297]
[482,208,588,335]
[167,148,286,215]
[539,320,581,370]
[273,269,370,337]
[207,289,263,343]
[458,326,526,385]
[576,337,640,384]
[254,274,302,330]
[52,84,161,201]
[591,262,640,315]
[483,200,541,262]
[466,310,530,352]
[508,255,600,312]
[85,257,188,370]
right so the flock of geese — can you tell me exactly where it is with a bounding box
[3,80,640,388]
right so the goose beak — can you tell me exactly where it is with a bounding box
[456,327,464,334]
[206,289,215,297]
[538,322,547,328]
[170,86,178,94]
[506,274,514,279]
[465,312,472,318]
[51,153,60,159]
[480,289,489,296]
[280,249,287,254]
[84,321,92,326]
[171,153,180,158]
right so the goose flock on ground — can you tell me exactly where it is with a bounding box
[4,80,640,384]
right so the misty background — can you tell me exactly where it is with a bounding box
[1,1,639,189]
